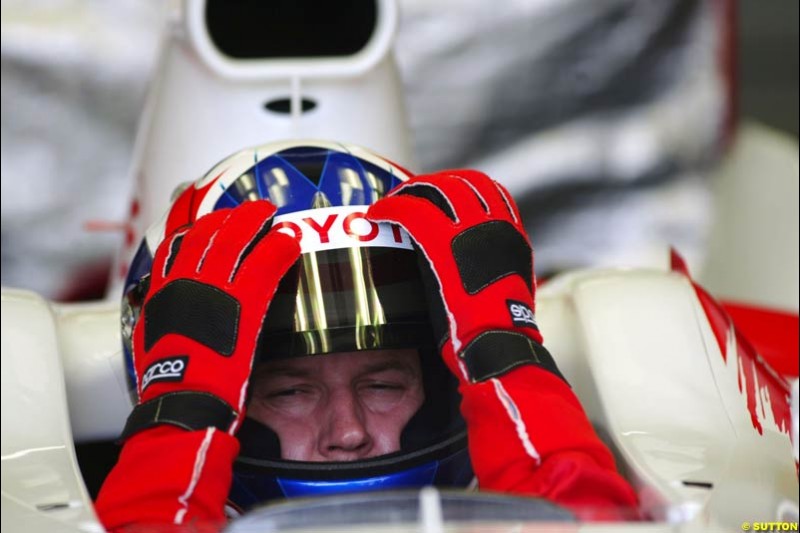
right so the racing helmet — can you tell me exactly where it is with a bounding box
[120,140,472,512]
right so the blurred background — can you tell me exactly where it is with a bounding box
[1,0,797,309]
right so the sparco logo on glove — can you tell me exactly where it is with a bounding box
[507,300,538,329]
[141,356,189,391]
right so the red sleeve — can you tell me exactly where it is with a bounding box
[460,364,640,521]
[95,426,239,532]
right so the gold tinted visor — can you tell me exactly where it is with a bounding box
[258,246,433,361]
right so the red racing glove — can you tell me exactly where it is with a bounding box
[124,200,301,438]
[96,200,300,529]
[367,170,638,519]
[367,169,554,383]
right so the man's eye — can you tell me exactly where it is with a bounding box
[363,382,404,392]
[270,388,305,398]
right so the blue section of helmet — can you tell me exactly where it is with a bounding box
[213,180,246,210]
[123,344,136,395]
[260,154,320,214]
[212,147,402,215]
[278,461,438,498]
[359,158,403,203]
[229,447,473,509]
[122,241,155,393]
[318,151,367,206]
[124,240,154,294]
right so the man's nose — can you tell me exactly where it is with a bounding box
[320,389,372,460]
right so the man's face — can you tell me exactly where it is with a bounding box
[247,349,424,462]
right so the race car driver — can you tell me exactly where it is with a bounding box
[95,141,639,530]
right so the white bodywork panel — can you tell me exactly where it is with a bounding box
[539,270,797,530]
[56,301,132,442]
[2,267,796,532]
[1,289,101,532]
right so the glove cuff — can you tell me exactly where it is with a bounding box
[459,330,566,384]
[120,391,237,441]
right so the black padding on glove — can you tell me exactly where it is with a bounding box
[144,279,241,355]
[460,330,566,383]
[452,221,533,295]
[230,218,273,280]
[164,233,186,277]
[120,391,237,440]
[396,184,458,222]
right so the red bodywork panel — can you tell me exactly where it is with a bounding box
[671,249,794,437]
[721,301,799,378]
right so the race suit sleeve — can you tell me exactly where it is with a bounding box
[95,426,238,531]
[459,365,639,520]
